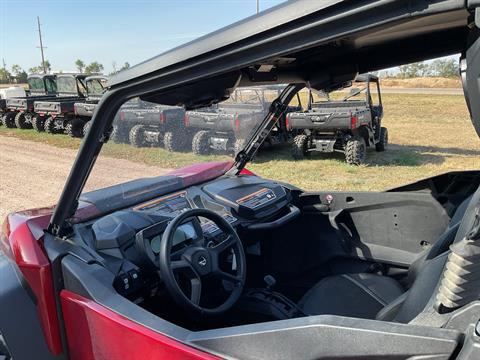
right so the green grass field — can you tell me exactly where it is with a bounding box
[1,93,479,191]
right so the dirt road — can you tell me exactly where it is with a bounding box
[0,135,171,221]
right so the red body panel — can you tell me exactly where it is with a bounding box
[2,210,63,355]
[60,290,220,360]
[239,167,255,176]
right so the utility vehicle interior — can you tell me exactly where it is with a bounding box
[73,169,480,328]
[4,1,480,359]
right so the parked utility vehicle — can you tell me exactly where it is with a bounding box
[1,74,57,128]
[288,74,386,164]
[33,74,88,134]
[129,105,187,150]
[64,75,108,137]
[188,86,301,155]
[0,87,26,121]
[108,99,155,143]
[112,102,188,151]
[3,2,480,360]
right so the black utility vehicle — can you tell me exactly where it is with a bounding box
[33,74,88,134]
[112,101,188,151]
[1,74,57,128]
[189,86,300,155]
[288,74,386,165]
[0,99,6,120]
[69,76,108,137]
[110,99,156,143]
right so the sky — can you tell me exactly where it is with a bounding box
[0,0,285,74]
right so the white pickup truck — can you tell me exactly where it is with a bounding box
[0,86,26,121]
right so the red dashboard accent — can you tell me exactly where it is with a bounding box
[6,212,63,355]
[60,290,220,360]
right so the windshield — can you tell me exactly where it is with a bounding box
[311,80,368,103]
[57,76,77,94]
[28,77,46,92]
[87,78,107,96]
[83,85,302,196]
[81,78,477,208]
[223,87,280,106]
[46,77,57,93]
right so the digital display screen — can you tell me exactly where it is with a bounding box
[134,192,191,216]
[149,222,197,254]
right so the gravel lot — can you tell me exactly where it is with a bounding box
[0,135,171,221]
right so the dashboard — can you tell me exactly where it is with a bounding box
[88,175,297,279]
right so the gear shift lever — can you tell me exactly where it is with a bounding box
[264,275,277,291]
[238,274,305,320]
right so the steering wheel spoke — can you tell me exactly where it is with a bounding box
[171,258,193,272]
[212,234,236,255]
[215,270,242,285]
[190,278,202,305]
[192,236,205,247]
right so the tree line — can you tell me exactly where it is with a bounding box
[378,58,459,79]
[0,59,131,84]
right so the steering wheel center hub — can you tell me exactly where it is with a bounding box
[190,249,212,275]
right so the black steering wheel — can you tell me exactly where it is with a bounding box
[159,208,246,316]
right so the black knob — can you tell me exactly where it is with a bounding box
[264,274,277,290]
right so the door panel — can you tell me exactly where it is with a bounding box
[299,191,450,266]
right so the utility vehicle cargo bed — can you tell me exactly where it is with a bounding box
[288,105,370,131]
[34,98,83,114]
[74,102,98,117]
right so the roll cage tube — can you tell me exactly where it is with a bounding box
[464,22,480,138]
[49,73,178,235]
[48,88,127,236]
[229,83,304,174]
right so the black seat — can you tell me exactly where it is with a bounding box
[298,193,476,321]
[299,272,404,319]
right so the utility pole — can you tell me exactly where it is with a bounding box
[36,16,47,74]
[256,0,259,14]
[1,58,8,83]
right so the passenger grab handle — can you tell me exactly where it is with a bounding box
[246,205,300,231]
